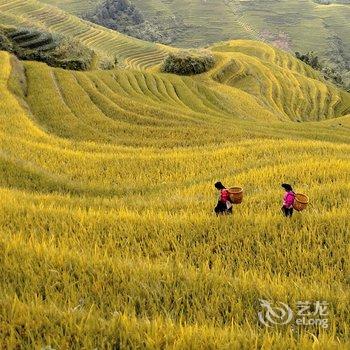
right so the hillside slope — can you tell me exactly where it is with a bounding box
[209,40,350,121]
[45,0,350,63]
[2,37,349,138]
[19,0,349,90]
[1,46,350,347]
[2,0,350,80]
[0,0,170,69]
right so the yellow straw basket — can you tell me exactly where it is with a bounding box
[228,187,244,204]
[293,193,309,212]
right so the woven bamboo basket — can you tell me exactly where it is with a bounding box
[228,187,244,204]
[293,193,309,212]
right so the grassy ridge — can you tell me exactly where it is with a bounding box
[1,41,350,348]
[210,41,350,120]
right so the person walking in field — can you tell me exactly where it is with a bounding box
[281,183,295,217]
[214,181,233,215]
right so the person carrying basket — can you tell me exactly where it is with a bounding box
[214,181,233,215]
[281,183,295,217]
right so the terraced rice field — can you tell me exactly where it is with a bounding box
[0,0,170,69]
[211,41,350,121]
[39,0,102,16]
[2,0,349,70]
[4,26,56,51]
[126,0,350,59]
[0,32,350,348]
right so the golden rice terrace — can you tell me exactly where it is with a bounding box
[0,0,349,348]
